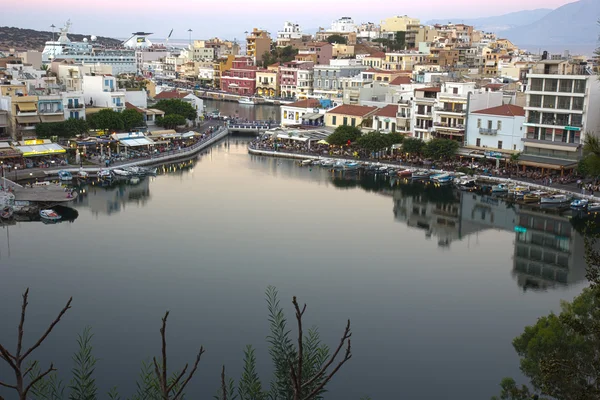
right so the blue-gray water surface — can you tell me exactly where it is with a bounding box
[0,138,589,399]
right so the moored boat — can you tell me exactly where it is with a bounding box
[491,183,509,193]
[457,178,477,190]
[588,203,600,212]
[98,169,113,180]
[58,170,73,181]
[77,170,89,180]
[344,161,360,170]
[570,199,589,209]
[540,194,571,205]
[320,159,335,167]
[40,209,61,221]
[523,191,547,203]
[112,168,132,177]
[397,169,412,178]
[299,159,314,166]
[238,96,256,105]
[431,173,453,184]
[411,170,431,180]
[0,206,13,219]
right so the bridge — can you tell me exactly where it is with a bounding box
[227,121,280,133]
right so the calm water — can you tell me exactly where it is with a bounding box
[0,138,589,399]
[203,99,280,121]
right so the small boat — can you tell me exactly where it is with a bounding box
[333,161,346,170]
[411,170,431,180]
[458,178,477,190]
[588,203,600,212]
[377,166,389,173]
[570,199,589,209]
[238,96,255,105]
[98,169,113,180]
[57,170,73,181]
[77,170,89,180]
[540,194,571,205]
[509,186,529,196]
[431,173,453,184]
[397,169,412,178]
[344,162,360,170]
[112,168,132,177]
[491,183,509,193]
[523,191,546,203]
[299,159,314,166]
[40,209,61,221]
[320,159,334,167]
[0,206,13,219]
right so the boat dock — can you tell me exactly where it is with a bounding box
[13,185,77,207]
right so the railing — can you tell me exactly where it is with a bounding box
[38,109,63,114]
[67,104,84,109]
[479,128,498,135]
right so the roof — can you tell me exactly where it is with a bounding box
[389,76,411,85]
[419,87,441,93]
[326,104,377,117]
[374,105,398,118]
[484,83,505,89]
[472,104,525,117]
[154,90,187,100]
[285,98,321,109]
[365,52,385,58]
[125,102,144,113]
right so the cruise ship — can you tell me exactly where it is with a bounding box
[42,21,153,74]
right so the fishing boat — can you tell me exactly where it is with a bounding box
[411,170,431,180]
[320,159,335,167]
[112,168,132,177]
[588,203,600,212]
[570,199,589,209]
[491,183,509,193]
[98,169,113,180]
[540,194,571,205]
[57,170,73,181]
[40,209,61,221]
[0,206,13,219]
[238,96,256,105]
[344,161,360,170]
[77,170,89,181]
[397,169,412,178]
[523,191,547,203]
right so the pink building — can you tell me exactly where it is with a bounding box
[279,61,314,99]
[220,56,258,95]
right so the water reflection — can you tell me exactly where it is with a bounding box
[203,99,280,121]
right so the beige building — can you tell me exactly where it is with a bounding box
[380,15,420,33]
[256,69,279,97]
[246,28,271,62]
[325,104,377,129]
[382,52,426,71]
[332,44,355,58]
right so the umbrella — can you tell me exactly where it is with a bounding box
[317,140,329,145]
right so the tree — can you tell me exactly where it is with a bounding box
[326,34,347,45]
[88,109,124,132]
[121,109,145,131]
[154,99,197,121]
[157,114,187,129]
[385,132,405,147]
[62,118,89,137]
[326,125,362,146]
[34,122,62,139]
[490,377,542,400]
[402,137,426,155]
[393,31,406,51]
[356,131,389,154]
[580,134,600,177]
[424,138,459,160]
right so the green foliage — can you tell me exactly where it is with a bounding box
[130,360,161,400]
[394,31,406,50]
[157,114,187,129]
[35,118,89,139]
[580,134,600,177]
[423,138,459,160]
[107,387,121,400]
[300,327,330,399]
[385,132,405,146]
[402,137,426,155]
[35,122,63,139]
[120,109,145,131]
[326,35,347,45]
[69,327,98,400]
[261,46,299,67]
[154,99,197,120]
[29,362,66,400]
[356,131,389,153]
[237,346,266,400]
[63,118,90,137]
[88,109,124,132]
[327,125,362,146]
[490,377,541,400]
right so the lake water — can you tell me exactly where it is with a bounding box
[203,99,280,121]
[0,137,589,400]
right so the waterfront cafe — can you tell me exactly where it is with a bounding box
[0,142,24,169]
[13,139,67,168]
[111,132,155,158]
[70,136,118,158]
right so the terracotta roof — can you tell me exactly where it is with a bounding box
[125,102,144,113]
[389,76,411,85]
[374,105,398,118]
[366,52,385,58]
[418,87,441,92]
[326,104,377,117]
[285,98,321,108]
[472,104,525,117]
[154,90,187,100]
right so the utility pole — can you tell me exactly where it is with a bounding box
[188,29,193,46]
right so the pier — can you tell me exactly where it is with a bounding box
[228,121,280,133]
[13,185,77,208]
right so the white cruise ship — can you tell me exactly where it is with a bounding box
[42,21,153,75]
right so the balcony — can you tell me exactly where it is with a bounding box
[435,106,465,114]
[38,107,64,115]
[67,103,84,109]
[479,128,498,135]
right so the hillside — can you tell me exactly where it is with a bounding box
[427,8,552,32]
[503,0,600,49]
[0,26,122,51]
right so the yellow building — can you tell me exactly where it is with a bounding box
[246,28,271,62]
[315,31,357,45]
[382,52,426,71]
[331,44,355,58]
[213,55,235,89]
[380,15,420,33]
[325,104,377,129]
[256,69,279,97]
[12,96,40,140]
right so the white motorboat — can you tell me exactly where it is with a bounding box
[57,170,73,181]
[77,170,89,180]
[300,159,314,166]
[40,209,61,221]
[588,203,600,212]
[570,199,589,209]
[320,159,334,167]
[491,183,509,193]
[431,173,453,184]
[98,169,113,180]
[458,178,477,190]
[112,168,132,177]
[540,194,571,205]
[238,96,256,105]
[412,170,431,180]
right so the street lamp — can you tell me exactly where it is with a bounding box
[14,166,17,181]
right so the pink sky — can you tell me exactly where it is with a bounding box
[4,0,579,38]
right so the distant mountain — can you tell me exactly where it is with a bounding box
[503,0,600,49]
[0,26,122,51]
[426,9,552,32]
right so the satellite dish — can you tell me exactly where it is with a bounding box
[91,35,97,41]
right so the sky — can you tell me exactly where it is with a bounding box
[3,0,578,40]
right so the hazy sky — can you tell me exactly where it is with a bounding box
[4,0,577,39]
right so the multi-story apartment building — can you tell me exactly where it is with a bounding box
[522,60,600,172]
[295,42,333,65]
[380,15,420,36]
[312,60,366,100]
[37,94,65,124]
[0,110,9,140]
[256,68,279,98]
[279,61,314,99]
[213,55,235,90]
[466,104,526,153]
[412,87,438,140]
[62,91,86,120]
[220,56,258,95]
[276,22,305,48]
[246,29,271,63]
[82,75,126,112]
[382,52,426,71]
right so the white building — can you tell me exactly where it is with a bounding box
[277,22,304,47]
[330,17,357,33]
[82,75,125,112]
[466,104,526,153]
[62,91,86,120]
[280,98,323,126]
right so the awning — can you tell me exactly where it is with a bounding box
[40,115,65,123]
[148,109,165,115]
[147,130,177,137]
[119,137,155,147]
[16,115,41,124]
[518,154,578,170]
[0,143,10,149]
[17,103,37,112]
[276,134,308,142]
[523,141,579,152]
[301,113,323,121]
[181,131,199,138]
[14,143,66,157]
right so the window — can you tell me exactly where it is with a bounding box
[453,87,458,94]
[477,119,481,128]
[497,120,502,130]
[487,120,493,129]
[343,117,348,125]
[476,138,481,147]
[332,116,337,125]
[498,141,503,149]
[351,118,356,127]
